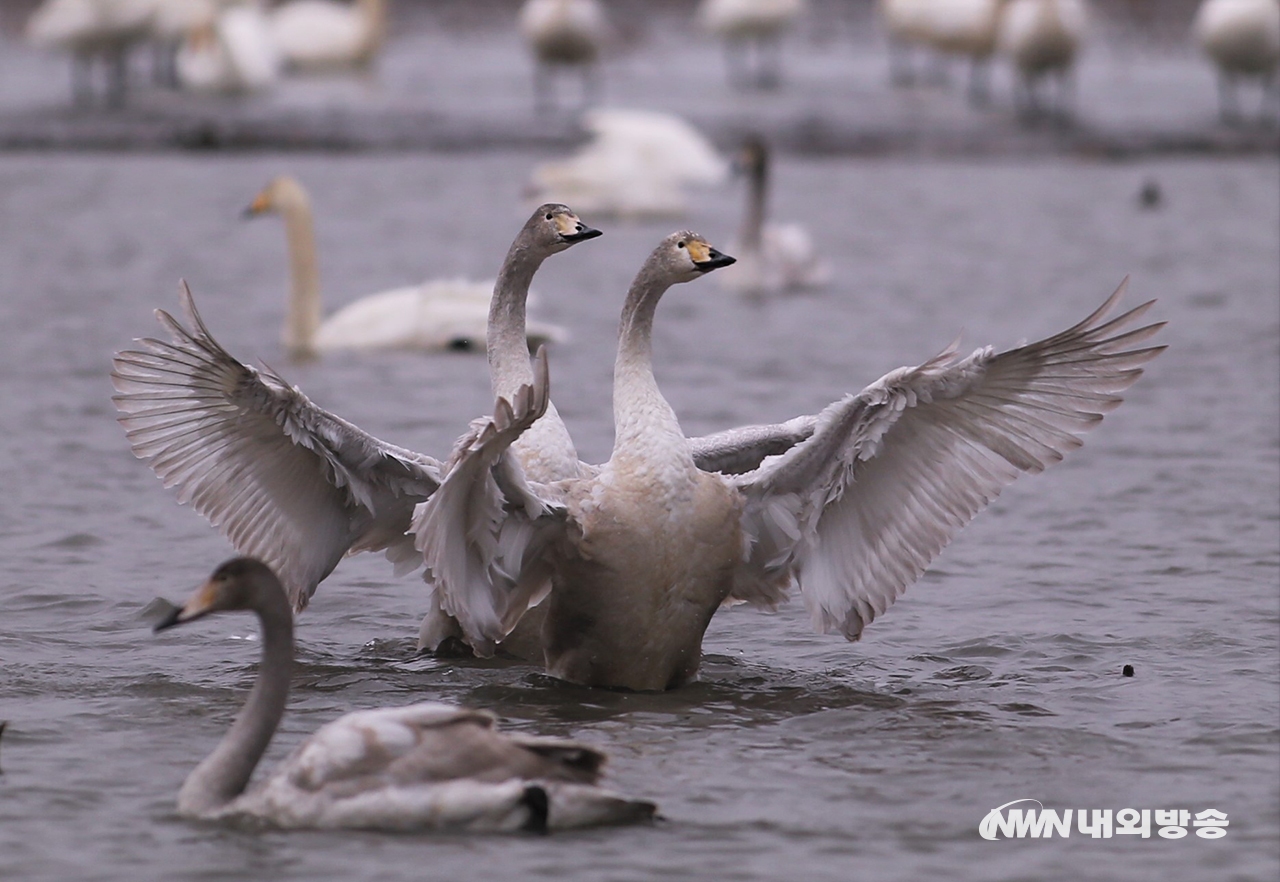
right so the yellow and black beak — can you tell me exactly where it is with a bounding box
[688,240,736,272]
[152,579,220,632]
[242,190,272,219]
[555,214,603,244]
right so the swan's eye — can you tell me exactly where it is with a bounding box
[677,241,686,249]
[545,213,554,221]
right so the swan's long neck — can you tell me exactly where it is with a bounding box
[611,263,687,462]
[740,153,768,251]
[487,237,545,399]
[177,593,293,817]
[279,197,322,359]
[356,0,387,60]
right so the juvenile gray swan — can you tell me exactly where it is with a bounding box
[154,557,656,830]
[415,234,1165,691]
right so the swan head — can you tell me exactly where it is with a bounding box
[154,558,284,631]
[526,203,603,255]
[652,231,736,284]
[244,176,310,218]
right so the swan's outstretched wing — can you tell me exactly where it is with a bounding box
[730,281,1166,637]
[688,414,817,475]
[112,283,442,611]
[413,348,565,652]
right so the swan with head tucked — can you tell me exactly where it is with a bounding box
[111,204,601,613]
[998,0,1087,119]
[175,1,281,93]
[1193,0,1280,123]
[25,0,156,106]
[698,0,807,89]
[715,136,829,298]
[518,0,609,112]
[269,0,385,71]
[526,109,729,220]
[244,176,565,358]
[415,250,1164,690]
[153,557,656,829]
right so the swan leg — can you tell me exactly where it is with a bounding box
[724,39,748,89]
[71,52,94,107]
[967,57,991,107]
[1217,71,1241,126]
[104,44,128,110]
[887,38,915,87]
[533,62,555,114]
[756,36,782,89]
[1261,71,1280,126]
[581,62,602,110]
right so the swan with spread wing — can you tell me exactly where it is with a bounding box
[414,233,1165,691]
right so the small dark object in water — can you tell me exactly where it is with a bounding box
[1138,179,1162,210]
[1122,664,1135,677]
[447,338,476,352]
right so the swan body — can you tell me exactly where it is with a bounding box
[519,0,608,111]
[1193,0,1280,121]
[245,176,564,358]
[527,110,729,219]
[417,262,1164,690]
[154,557,656,830]
[111,206,603,612]
[717,137,829,297]
[176,3,281,93]
[25,0,156,105]
[921,0,1013,103]
[698,0,806,88]
[269,0,385,70]
[999,0,1087,117]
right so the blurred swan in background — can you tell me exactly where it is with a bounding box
[716,136,828,298]
[1193,0,1280,123]
[527,109,729,219]
[698,0,806,89]
[922,0,1013,105]
[25,0,156,106]
[146,0,220,86]
[269,0,385,70]
[999,0,1087,119]
[878,0,932,85]
[417,257,1164,688]
[244,176,564,358]
[152,557,656,830]
[518,0,609,112]
[176,1,280,93]
[111,206,600,612]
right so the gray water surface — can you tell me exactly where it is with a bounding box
[0,152,1276,881]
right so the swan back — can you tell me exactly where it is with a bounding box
[698,0,806,39]
[1194,0,1280,74]
[26,0,155,49]
[270,0,385,68]
[999,0,1086,74]
[519,0,607,65]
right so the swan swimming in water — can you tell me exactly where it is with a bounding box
[415,235,1165,690]
[244,176,565,358]
[153,557,656,830]
[111,204,601,613]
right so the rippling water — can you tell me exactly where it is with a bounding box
[0,153,1276,881]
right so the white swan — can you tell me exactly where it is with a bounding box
[153,557,656,830]
[998,0,1087,119]
[146,0,219,86]
[269,0,385,71]
[25,0,156,106]
[518,0,609,112]
[715,136,829,298]
[1193,0,1280,123]
[415,239,1165,690]
[111,205,606,612]
[244,176,565,358]
[921,0,1013,104]
[698,0,806,89]
[175,2,280,93]
[527,109,729,220]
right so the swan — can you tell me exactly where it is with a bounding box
[922,0,1013,105]
[698,0,806,89]
[25,0,156,106]
[415,238,1165,690]
[145,0,219,87]
[526,109,729,220]
[152,557,656,829]
[998,0,1087,119]
[175,1,281,93]
[877,0,933,85]
[244,176,565,358]
[269,0,385,71]
[111,204,603,613]
[518,0,608,112]
[1193,0,1280,123]
[715,136,829,298]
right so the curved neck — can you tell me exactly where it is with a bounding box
[611,262,684,458]
[177,594,293,817]
[279,198,322,359]
[488,235,547,399]
[740,155,767,250]
[357,0,387,60]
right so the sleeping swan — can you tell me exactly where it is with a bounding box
[245,176,565,358]
[153,557,656,830]
[415,237,1165,690]
[112,205,601,613]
